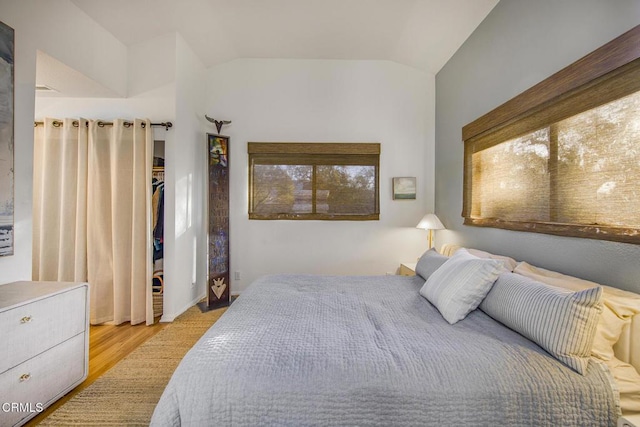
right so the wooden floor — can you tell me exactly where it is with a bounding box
[28,319,166,426]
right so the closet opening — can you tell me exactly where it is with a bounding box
[152,140,165,320]
[33,50,173,326]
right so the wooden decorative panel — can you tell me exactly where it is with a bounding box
[207,134,230,308]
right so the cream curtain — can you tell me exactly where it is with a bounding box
[33,118,88,283]
[33,118,154,325]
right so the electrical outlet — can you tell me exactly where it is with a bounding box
[234,271,241,280]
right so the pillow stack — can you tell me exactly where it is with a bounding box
[416,246,638,383]
[419,249,503,324]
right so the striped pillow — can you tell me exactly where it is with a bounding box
[420,249,503,324]
[415,248,449,281]
[480,272,603,375]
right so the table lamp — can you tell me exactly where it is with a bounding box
[416,213,445,249]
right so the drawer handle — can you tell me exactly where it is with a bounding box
[19,373,31,382]
[20,315,33,324]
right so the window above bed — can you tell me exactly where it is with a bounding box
[462,25,640,244]
[248,142,380,220]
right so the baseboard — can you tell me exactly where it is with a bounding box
[159,292,206,323]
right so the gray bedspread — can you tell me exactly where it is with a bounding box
[151,274,619,426]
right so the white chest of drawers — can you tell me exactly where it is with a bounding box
[0,281,89,427]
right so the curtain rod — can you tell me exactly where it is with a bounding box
[34,120,173,131]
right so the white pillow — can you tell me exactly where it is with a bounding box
[467,248,517,272]
[605,357,640,415]
[438,244,517,272]
[480,272,603,375]
[419,249,502,324]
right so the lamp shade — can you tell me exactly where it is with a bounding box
[416,213,445,230]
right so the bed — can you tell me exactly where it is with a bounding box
[150,256,636,427]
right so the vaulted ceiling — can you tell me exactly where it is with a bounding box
[70,0,498,75]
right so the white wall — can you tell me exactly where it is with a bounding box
[35,32,178,135]
[435,0,640,293]
[35,85,175,124]
[162,34,207,320]
[33,33,209,321]
[0,0,127,284]
[0,1,206,321]
[128,33,177,97]
[206,59,435,292]
[0,0,127,96]
[1,1,436,316]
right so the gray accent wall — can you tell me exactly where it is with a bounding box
[435,0,640,293]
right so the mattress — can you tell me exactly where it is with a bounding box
[151,274,619,426]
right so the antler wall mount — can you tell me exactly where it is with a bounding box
[205,115,232,134]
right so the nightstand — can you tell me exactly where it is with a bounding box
[0,281,89,426]
[619,414,640,427]
[399,262,417,277]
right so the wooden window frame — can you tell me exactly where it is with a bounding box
[462,25,640,244]
[248,142,380,221]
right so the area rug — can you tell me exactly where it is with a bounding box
[39,305,227,426]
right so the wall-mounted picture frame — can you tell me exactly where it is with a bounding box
[392,177,416,200]
[0,21,14,257]
[205,134,230,310]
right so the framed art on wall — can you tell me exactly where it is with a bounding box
[206,134,230,309]
[0,21,14,257]
[393,177,416,200]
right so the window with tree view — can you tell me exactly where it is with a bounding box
[463,25,640,244]
[248,143,380,220]
[471,90,640,226]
